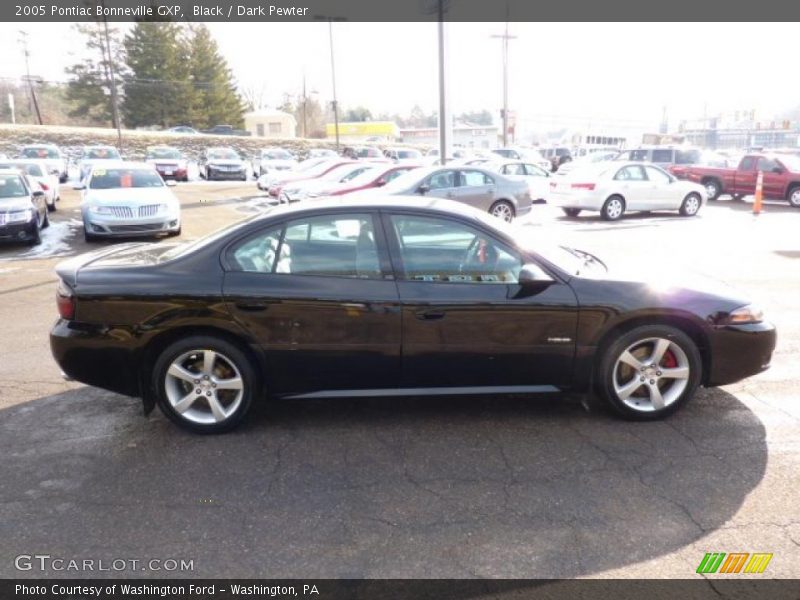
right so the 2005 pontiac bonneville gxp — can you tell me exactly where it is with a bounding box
[50,197,776,433]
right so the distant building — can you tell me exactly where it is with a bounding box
[399,124,500,149]
[244,110,297,138]
[678,116,800,150]
[325,121,400,142]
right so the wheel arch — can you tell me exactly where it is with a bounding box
[138,325,267,414]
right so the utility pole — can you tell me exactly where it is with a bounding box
[437,5,450,164]
[328,20,340,151]
[302,73,307,139]
[491,14,516,148]
[18,30,42,125]
[100,3,123,151]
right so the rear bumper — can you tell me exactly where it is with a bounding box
[706,321,777,386]
[155,167,188,180]
[50,319,141,397]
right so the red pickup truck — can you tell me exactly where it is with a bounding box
[682,154,800,207]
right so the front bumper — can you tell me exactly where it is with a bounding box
[83,213,180,237]
[207,167,246,180]
[706,321,777,386]
[0,217,38,242]
[50,319,141,397]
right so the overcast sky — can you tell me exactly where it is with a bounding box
[0,22,797,136]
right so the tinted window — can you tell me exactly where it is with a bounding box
[426,170,457,190]
[85,148,120,159]
[739,157,757,171]
[757,157,779,172]
[23,147,58,159]
[629,150,649,161]
[0,175,27,198]
[390,215,521,284]
[644,166,672,185]
[281,214,381,279]
[651,149,673,163]
[675,149,701,164]
[230,225,285,273]
[89,168,164,189]
[461,170,493,186]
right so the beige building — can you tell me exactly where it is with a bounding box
[244,110,297,138]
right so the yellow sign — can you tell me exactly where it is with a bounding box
[325,121,399,138]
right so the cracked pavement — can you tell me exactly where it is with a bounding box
[0,185,798,578]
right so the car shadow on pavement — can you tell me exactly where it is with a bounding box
[0,385,767,579]
[709,197,798,214]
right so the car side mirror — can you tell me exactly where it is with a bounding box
[72,182,86,190]
[417,184,430,195]
[32,190,45,198]
[376,178,387,187]
[518,263,554,286]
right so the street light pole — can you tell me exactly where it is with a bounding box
[100,2,123,151]
[491,18,516,148]
[18,30,43,125]
[328,21,340,151]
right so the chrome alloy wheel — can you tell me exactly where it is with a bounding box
[605,197,623,219]
[683,194,700,215]
[491,202,514,222]
[164,349,244,424]
[612,337,690,412]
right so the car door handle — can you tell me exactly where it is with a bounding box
[234,302,268,312]
[415,309,446,320]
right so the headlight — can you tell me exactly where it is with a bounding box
[725,304,764,325]
[89,205,115,215]
[7,209,33,223]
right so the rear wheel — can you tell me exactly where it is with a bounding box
[598,325,701,420]
[152,335,258,433]
[703,179,721,200]
[679,193,701,216]
[601,195,625,221]
[787,186,800,208]
[489,200,515,222]
[562,208,581,218]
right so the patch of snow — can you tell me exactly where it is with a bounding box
[15,218,82,260]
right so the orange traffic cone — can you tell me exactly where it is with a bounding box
[753,170,763,215]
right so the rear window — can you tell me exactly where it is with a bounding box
[23,147,58,159]
[147,148,182,159]
[86,148,121,160]
[208,149,240,160]
[89,168,164,189]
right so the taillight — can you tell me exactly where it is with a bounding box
[571,183,596,190]
[39,183,49,191]
[56,281,75,320]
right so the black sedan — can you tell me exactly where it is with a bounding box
[50,198,776,433]
[0,168,49,245]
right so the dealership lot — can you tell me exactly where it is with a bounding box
[0,185,798,578]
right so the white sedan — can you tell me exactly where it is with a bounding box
[549,162,707,221]
[486,160,552,203]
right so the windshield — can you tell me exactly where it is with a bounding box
[341,166,386,186]
[86,147,121,160]
[778,155,800,171]
[208,149,240,160]
[23,147,59,159]
[89,168,164,189]
[147,148,182,159]
[263,149,292,160]
[0,175,28,198]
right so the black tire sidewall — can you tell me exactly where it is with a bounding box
[490,200,515,221]
[598,325,702,420]
[152,335,257,433]
[602,196,625,221]
[680,193,700,216]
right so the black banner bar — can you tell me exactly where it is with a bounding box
[3,0,799,22]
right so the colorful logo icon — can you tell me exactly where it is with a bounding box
[696,552,773,574]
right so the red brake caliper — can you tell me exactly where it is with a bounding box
[662,349,677,368]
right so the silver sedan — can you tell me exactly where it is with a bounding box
[374,165,533,222]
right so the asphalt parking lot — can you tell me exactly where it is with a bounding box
[1,184,798,579]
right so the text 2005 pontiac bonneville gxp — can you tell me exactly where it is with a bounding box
[50,198,776,433]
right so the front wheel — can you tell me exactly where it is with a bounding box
[562,208,581,218]
[679,193,701,216]
[598,325,702,420]
[152,336,258,433]
[601,195,625,221]
[489,200,515,222]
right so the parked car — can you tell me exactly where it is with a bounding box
[77,146,123,181]
[167,126,199,135]
[252,148,298,178]
[343,146,384,160]
[0,159,59,211]
[681,154,800,206]
[144,146,189,182]
[307,148,338,159]
[74,162,181,242]
[307,164,421,198]
[20,144,68,183]
[669,151,741,180]
[492,147,551,171]
[256,157,329,191]
[50,197,776,433]
[202,124,251,136]
[486,161,551,203]
[199,148,248,181]
[278,163,375,203]
[615,146,702,171]
[383,147,424,162]
[549,162,707,220]
[555,150,620,176]
[0,168,48,245]
[266,160,356,198]
[374,165,532,222]
[540,146,573,171]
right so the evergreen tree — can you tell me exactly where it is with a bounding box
[186,24,245,129]
[64,23,124,127]
[122,22,192,128]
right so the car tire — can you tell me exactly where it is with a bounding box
[787,186,800,208]
[152,335,258,434]
[562,208,581,217]
[601,195,625,221]
[84,229,98,243]
[732,194,745,202]
[489,200,515,222]
[679,193,702,217]
[29,217,42,246]
[597,324,702,421]
[703,179,722,201]
[41,209,50,229]
[168,227,182,237]
[47,198,56,212]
